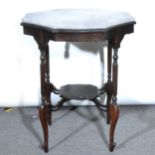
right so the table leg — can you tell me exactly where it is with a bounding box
[39,102,49,152]
[109,48,119,152]
[39,41,50,152]
[39,43,52,125]
[106,43,112,124]
[45,45,52,125]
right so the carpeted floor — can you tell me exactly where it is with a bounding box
[0,105,155,155]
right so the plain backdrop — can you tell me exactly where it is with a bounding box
[0,0,155,106]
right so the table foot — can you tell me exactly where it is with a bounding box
[109,142,116,152]
[42,143,49,153]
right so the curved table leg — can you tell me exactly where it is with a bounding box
[106,93,112,124]
[109,99,119,152]
[39,104,49,153]
[46,96,52,125]
[109,46,119,151]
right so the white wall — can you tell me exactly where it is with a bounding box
[0,0,155,106]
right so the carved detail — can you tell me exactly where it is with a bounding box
[33,30,49,50]
[113,48,118,65]
[110,33,124,49]
[108,45,119,150]
[106,43,113,124]
[40,50,46,64]
[107,43,112,82]
[112,47,118,97]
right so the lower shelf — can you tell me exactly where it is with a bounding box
[60,84,99,100]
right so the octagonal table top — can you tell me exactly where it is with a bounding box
[21,9,135,33]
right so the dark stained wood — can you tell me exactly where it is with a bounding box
[22,22,135,42]
[33,31,52,151]
[44,42,52,125]
[53,32,106,42]
[109,44,120,151]
[112,48,118,96]
[106,91,112,124]
[39,104,49,152]
[21,22,135,33]
[107,43,112,82]
[21,19,135,153]
[106,43,112,124]
[46,97,52,125]
[109,103,119,152]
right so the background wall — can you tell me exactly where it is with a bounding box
[0,0,155,106]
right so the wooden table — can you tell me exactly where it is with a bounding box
[21,9,136,153]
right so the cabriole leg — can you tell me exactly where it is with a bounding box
[39,101,49,152]
[36,35,50,152]
[109,48,120,152]
[109,97,119,151]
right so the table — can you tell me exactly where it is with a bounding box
[21,9,136,153]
